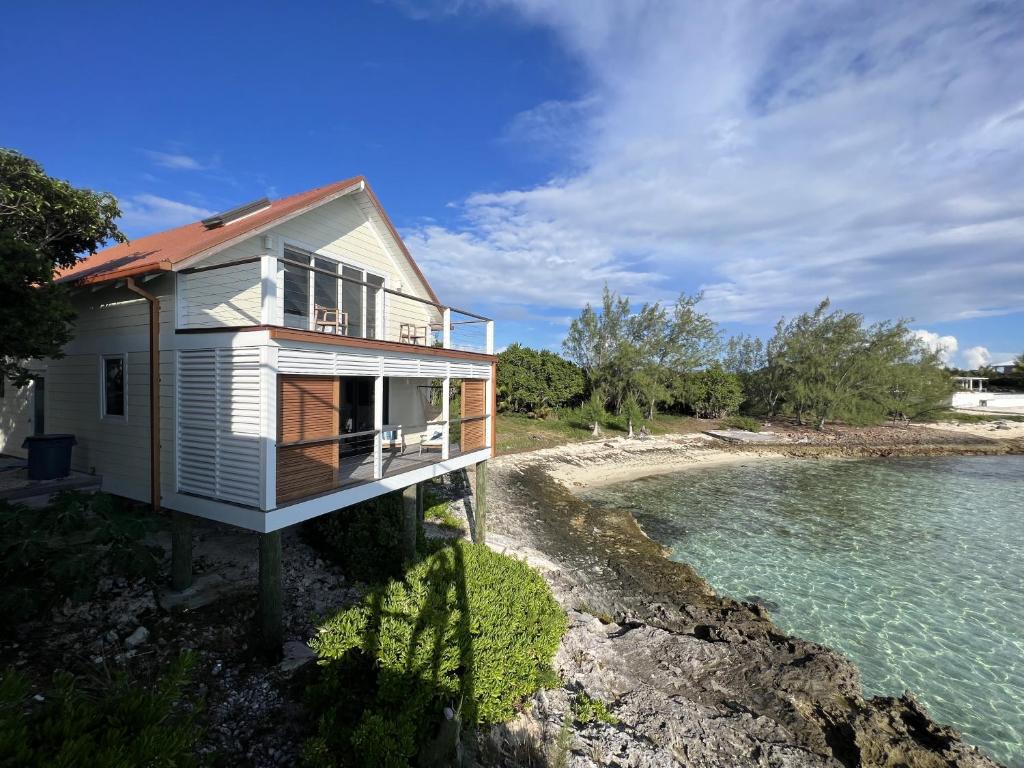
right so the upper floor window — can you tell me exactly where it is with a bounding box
[282,247,384,338]
[102,355,125,418]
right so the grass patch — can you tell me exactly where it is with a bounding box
[722,415,762,432]
[423,488,461,530]
[303,541,567,767]
[0,492,162,627]
[0,653,202,767]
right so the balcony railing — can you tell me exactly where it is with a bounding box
[178,254,494,354]
[275,416,489,506]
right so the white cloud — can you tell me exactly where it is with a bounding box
[409,1,1024,325]
[961,345,991,370]
[118,194,214,233]
[912,330,958,364]
[142,150,209,171]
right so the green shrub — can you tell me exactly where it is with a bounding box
[0,653,202,767]
[683,366,744,418]
[0,492,162,626]
[305,541,567,767]
[722,415,762,432]
[305,491,406,583]
[572,691,619,725]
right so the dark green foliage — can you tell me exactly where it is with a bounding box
[305,541,567,767]
[0,653,202,767]
[497,344,585,414]
[0,149,124,384]
[682,366,744,418]
[305,491,406,583]
[1015,352,1024,374]
[722,415,762,432]
[0,492,162,626]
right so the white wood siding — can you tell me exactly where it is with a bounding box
[269,195,439,339]
[0,277,178,502]
[178,241,263,328]
[177,347,262,507]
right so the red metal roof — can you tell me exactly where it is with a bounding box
[58,176,440,304]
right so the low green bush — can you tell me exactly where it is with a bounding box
[722,415,762,432]
[304,541,567,767]
[0,492,162,626]
[572,692,619,725]
[305,491,406,583]
[0,653,202,767]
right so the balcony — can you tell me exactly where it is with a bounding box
[274,375,490,508]
[177,249,494,355]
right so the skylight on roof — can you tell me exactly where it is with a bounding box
[201,197,272,229]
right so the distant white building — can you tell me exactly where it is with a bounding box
[990,361,1017,374]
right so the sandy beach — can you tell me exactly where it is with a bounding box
[503,432,780,491]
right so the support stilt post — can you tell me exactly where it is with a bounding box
[170,511,192,592]
[258,531,283,651]
[416,481,425,524]
[474,461,488,545]
[401,484,419,563]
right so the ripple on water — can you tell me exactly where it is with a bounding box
[582,455,1024,768]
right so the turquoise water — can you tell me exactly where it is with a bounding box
[582,456,1024,767]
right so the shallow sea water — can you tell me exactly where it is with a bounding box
[582,455,1024,766]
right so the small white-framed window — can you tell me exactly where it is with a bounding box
[101,354,126,419]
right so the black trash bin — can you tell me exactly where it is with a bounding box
[21,434,77,481]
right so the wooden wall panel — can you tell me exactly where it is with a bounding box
[278,375,339,442]
[277,443,337,504]
[277,375,340,505]
[461,379,487,452]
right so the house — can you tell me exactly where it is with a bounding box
[990,361,1017,375]
[0,177,495,645]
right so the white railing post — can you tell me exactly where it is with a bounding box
[443,307,452,350]
[485,320,494,355]
[260,256,278,325]
[374,375,383,479]
[441,376,451,460]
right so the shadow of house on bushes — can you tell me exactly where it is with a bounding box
[304,540,566,768]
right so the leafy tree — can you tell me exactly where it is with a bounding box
[496,343,584,413]
[683,366,744,418]
[563,286,720,417]
[1015,352,1024,374]
[765,299,952,428]
[0,149,124,384]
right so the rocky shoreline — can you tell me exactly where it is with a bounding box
[476,428,1016,767]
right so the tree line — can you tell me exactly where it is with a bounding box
[497,288,955,430]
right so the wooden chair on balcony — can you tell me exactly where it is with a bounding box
[314,306,348,335]
[399,323,428,345]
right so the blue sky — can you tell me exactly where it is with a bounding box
[3,1,1022,367]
